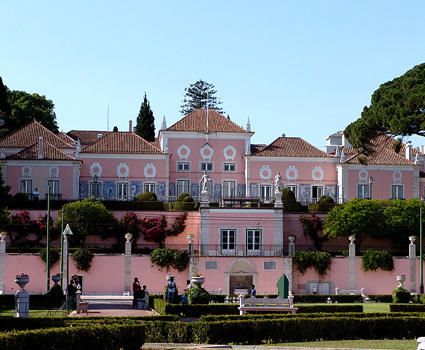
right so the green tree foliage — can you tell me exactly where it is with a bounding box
[180,79,223,115]
[299,214,327,251]
[135,92,155,141]
[0,77,10,121]
[54,199,117,247]
[0,90,59,137]
[345,62,425,150]
[0,169,10,208]
[323,199,385,253]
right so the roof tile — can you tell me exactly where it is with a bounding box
[253,137,331,158]
[6,140,77,161]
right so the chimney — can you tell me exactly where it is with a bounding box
[406,141,412,161]
[97,133,103,139]
[38,137,44,159]
[129,120,133,132]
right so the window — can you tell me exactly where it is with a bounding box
[286,185,297,197]
[90,181,101,199]
[246,229,262,254]
[20,179,32,194]
[117,182,129,200]
[259,185,272,202]
[312,186,323,201]
[221,229,235,254]
[392,185,404,199]
[357,184,370,199]
[223,181,236,197]
[201,162,213,172]
[144,183,155,193]
[48,180,60,198]
[177,162,190,171]
[176,180,190,196]
[224,163,236,172]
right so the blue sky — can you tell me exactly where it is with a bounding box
[1,1,424,149]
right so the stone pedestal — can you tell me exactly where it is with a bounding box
[15,274,30,318]
[408,236,417,292]
[124,233,132,294]
[0,233,6,293]
[200,191,209,208]
[274,191,283,208]
[288,235,295,257]
[348,235,356,290]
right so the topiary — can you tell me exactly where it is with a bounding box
[392,287,411,303]
[175,193,195,211]
[135,192,158,202]
[176,192,191,202]
[318,196,335,204]
[188,284,210,304]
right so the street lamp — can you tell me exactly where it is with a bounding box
[420,197,424,294]
[368,177,374,199]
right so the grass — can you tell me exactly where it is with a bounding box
[297,302,391,313]
[277,339,417,349]
[0,309,69,317]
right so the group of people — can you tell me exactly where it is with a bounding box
[132,277,149,309]
[67,275,82,309]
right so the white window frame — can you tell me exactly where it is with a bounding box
[357,184,370,199]
[312,185,324,202]
[177,161,190,172]
[200,161,213,172]
[221,229,236,255]
[89,181,102,199]
[116,182,129,200]
[286,185,297,197]
[391,184,404,199]
[20,179,32,194]
[246,229,262,255]
[259,184,272,202]
[176,179,190,196]
[144,182,156,193]
[223,162,236,172]
[223,180,236,198]
[47,179,60,196]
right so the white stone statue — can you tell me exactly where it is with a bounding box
[200,171,210,193]
[274,171,282,193]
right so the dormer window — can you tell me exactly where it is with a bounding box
[201,162,213,172]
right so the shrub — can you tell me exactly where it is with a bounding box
[390,304,425,312]
[150,248,190,272]
[297,304,363,313]
[174,193,196,211]
[188,285,210,305]
[362,250,394,271]
[72,248,94,272]
[392,287,411,303]
[39,248,60,269]
[134,192,157,202]
[153,299,239,317]
[293,251,332,276]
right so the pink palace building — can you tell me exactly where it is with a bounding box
[0,109,424,295]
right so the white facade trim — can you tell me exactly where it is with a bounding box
[80,154,167,160]
[248,156,338,163]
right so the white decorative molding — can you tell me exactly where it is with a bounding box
[393,170,402,184]
[311,166,324,181]
[116,162,130,178]
[144,163,157,178]
[358,170,368,183]
[21,166,32,177]
[200,144,214,161]
[49,166,59,178]
[223,145,236,161]
[177,144,191,160]
[285,165,298,181]
[259,165,272,180]
[90,162,102,177]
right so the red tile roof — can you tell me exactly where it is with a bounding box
[253,137,331,158]
[167,109,247,133]
[6,140,77,161]
[67,130,110,146]
[341,135,418,166]
[0,120,74,149]
[81,132,163,154]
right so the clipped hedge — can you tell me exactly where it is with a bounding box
[0,295,66,309]
[293,294,361,303]
[0,324,146,350]
[390,304,425,312]
[153,298,239,317]
[297,304,363,313]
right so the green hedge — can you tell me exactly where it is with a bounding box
[153,298,239,317]
[297,304,363,313]
[0,295,66,309]
[0,324,146,350]
[293,294,360,303]
[390,304,425,312]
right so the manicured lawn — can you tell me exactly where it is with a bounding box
[297,302,391,313]
[0,309,68,317]
[277,339,416,349]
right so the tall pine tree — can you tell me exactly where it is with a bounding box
[135,93,155,141]
[180,80,223,115]
[0,77,10,122]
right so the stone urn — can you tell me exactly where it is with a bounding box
[191,275,205,286]
[14,274,29,289]
[52,274,61,285]
[396,274,406,288]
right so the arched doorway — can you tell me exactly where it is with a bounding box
[225,259,257,295]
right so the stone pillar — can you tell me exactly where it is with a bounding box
[62,234,69,294]
[200,208,209,256]
[408,236,417,292]
[15,274,30,318]
[124,233,132,294]
[274,190,283,208]
[283,257,293,293]
[348,235,356,290]
[0,233,6,293]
